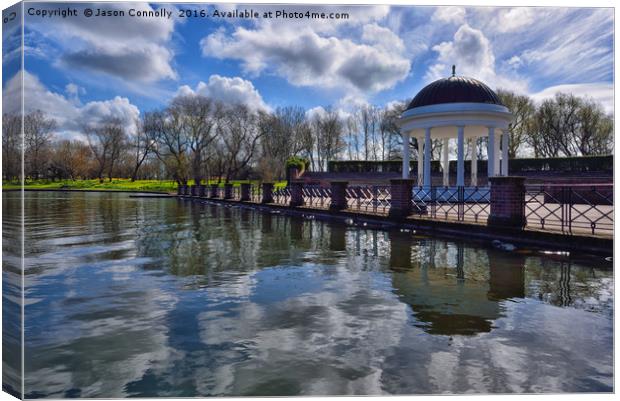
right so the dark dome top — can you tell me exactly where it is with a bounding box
[406,75,503,110]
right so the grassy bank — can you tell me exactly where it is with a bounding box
[2,179,288,193]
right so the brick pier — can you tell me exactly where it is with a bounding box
[488,176,526,228]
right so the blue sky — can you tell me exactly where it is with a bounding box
[2,1,614,137]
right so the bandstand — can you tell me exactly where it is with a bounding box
[398,67,513,189]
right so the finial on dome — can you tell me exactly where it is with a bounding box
[452,65,456,77]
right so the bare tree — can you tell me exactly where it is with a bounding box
[299,118,316,171]
[344,116,359,160]
[24,110,56,180]
[379,103,405,160]
[258,106,308,180]
[497,89,535,158]
[144,110,190,185]
[217,104,264,182]
[527,93,612,157]
[357,105,379,160]
[130,116,156,181]
[575,98,613,155]
[49,140,92,180]
[312,107,344,170]
[84,118,126,182]
[2,113,22,182]
[170,95,221,184]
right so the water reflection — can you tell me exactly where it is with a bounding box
[2,192,613,397]
[2,193,23,397]
[387,232,525,336]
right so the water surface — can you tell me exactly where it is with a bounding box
[2,191,613,397]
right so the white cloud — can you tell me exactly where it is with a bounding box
[305,106,326,121]
[65,83,85,105]
[426,24,528,93]
[431,7,466,25]
[62,44,176,82]
[361,23,405,54]
[200,14,410,94]
[175,75,270,112]
[2,71,140,139]
[530,83,614,115]
[506,56,523,70]
[514,9,612,84]
[65,83,80,96]
[306,105,345,122]
[385,100,406,112]
[3,70,79,127]
[424,63,448,82]
[431,24,495,77]
[79,96,140,134]
[494,8,534,33]
[28,3,177,82]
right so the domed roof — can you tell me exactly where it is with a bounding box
[406,73,503,110]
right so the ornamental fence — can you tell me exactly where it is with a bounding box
[273,186,291,206]
[302,185,332,209]
[179,181,612,237]
[525,184,613,235]
[412,186,491,223]
[251,184,262,203]
[231,186,241,201]
[345,185,391,215]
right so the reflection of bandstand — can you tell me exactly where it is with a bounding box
[388,231,525,336]
[398,66,513,194]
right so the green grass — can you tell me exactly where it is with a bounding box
[2,179,288,193]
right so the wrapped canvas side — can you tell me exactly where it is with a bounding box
[2,2,24,399]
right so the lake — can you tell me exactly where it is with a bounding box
[2,191,613,397]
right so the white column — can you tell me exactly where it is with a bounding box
[487,127,495,178]
[502,130,509,176]
[494,129,501,176]
[424,127,432,187]
[402,132,410,179]
[417,137,424,186]
[457,126,465,187]
[442,138,449,186]
[471,137,478,187]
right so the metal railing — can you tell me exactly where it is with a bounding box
[231,186,241,200]
[273,186,291,206]
[412,186,491,223]
[345,185,391,215]
[251,185,262,203]
[525,184,613,235]
[302,185,332,209]
[185,181,611,237]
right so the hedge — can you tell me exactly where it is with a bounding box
[327,155,612,174]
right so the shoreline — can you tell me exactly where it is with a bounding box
[4,189,612,257]
[177,194,613,257]
[2,188,171,194]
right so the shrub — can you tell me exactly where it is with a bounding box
[285,156,309,172]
